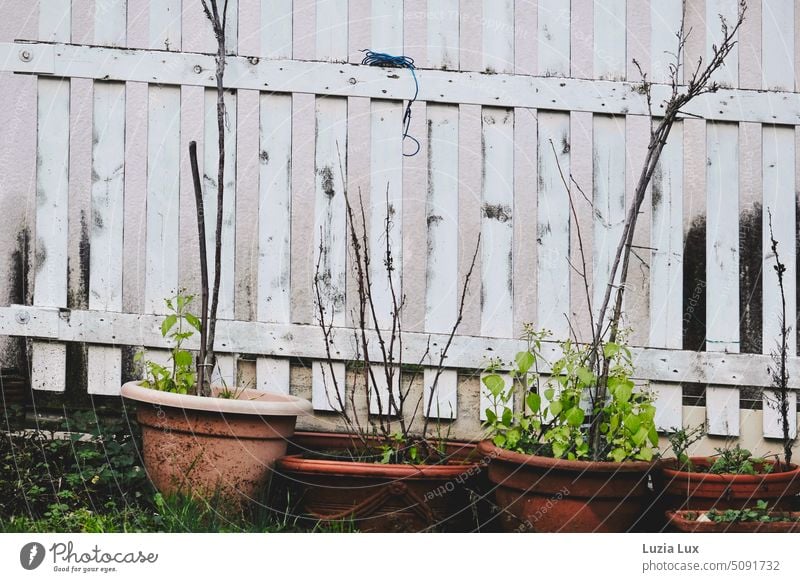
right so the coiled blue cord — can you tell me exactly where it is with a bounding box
[361,49,420,157]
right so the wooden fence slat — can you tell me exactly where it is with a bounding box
[371,0,403,55]
[706,121,740,436]
[262,0,293,59]
[32,0,72,392]
[762,125,798,439]
[87,0,127,397]
[316,0,348,61]
[591,114,626,319]
[257,92,293,393]
[311,96,348,411]
[651,0,683,84]
[537,111,571,338]
[149,0,181,51]
[368,98,403,415]
[479,107,514,420]
[650,121,684,430]
[482,0,513,74]
[423,104,459,418]
[538,0,570,76]
[762,0,794,91]
[706,0,739,88]
[593,0,626,80]
[427,0,460,70]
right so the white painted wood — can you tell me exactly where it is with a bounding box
[650,120,684,430]
[7,306,800,390]
[316,0,348,61]
[368,98,403,415]
[312,360,347,411]
[11,42,800,125]
[88,80,126,395]
[538,0,570,76]
[144,86,181,314]
[706,121,740,436]
[593,0,626,80]
[706,0,739,88]
[762,0,794,91]
[261,0,293,59]
[592,114,626,321]
[424,103,459,418]
[149,0,181,51]
[371,0,403,55]
[537,111,571,338]
[311,96,348,411]
[427,0,460,69]
[478,107,513,419]
[651,0,683,84]
[482,0,513,74]
[257,92,292,393]
[203,89,237,320]
[94,0,128,46]
[762,125,798,439]
[86,0,128,398]
[32,0,71,393]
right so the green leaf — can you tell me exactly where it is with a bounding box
[549,400,563,417]
[161,314,177,337]
[612,380,633,403]
[174,350,193,368]
[482,374,506,397]
[485,408,497,425]
[623,414,641,433]
[501,408,513,427]
[515,351,535,375]
[577,367,595,386]
[185,313,202,331]
[544,388,555,401]
[525,392,541,414]
[603,342,620,359]
[552,442,566,458]
[565,406,585,427]
[648,425,659,447]
[632,426,649,446]
[636,446,654,462]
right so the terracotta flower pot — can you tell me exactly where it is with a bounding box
[121,381,312,502]
[666,509,800,532]
[653,457,800,511]
[478,440,653,532]
[276,434,484,532]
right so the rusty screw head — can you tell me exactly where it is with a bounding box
[193,64,203,74]
[15,311,29,324]
[348,77,357,85]
[19,50,32,63]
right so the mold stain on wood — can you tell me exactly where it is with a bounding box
[481,203,512,223]
[738,202,762,354]
[683,214,706,352]
[67,211,90,310]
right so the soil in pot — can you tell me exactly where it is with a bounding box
[121,381,312,504]
[276,432,487,532]
[653,457,800,511]
[666,509,800,533]
[478,440,654,533]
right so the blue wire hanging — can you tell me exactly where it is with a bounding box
[361,49,420,157]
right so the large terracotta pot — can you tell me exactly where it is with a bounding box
[276,433,484,532]
[478,440,653,532]
[666,509,800,532]
[653,457,800,511]
[121,381,312,502]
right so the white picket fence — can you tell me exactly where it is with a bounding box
[0,0,798,441]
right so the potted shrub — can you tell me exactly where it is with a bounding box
[478,5,745,532]
[478,331,658,532]
[121,1,311,503]
[276,182,484,532]
[656,217,800,511]
[667,500,800,533]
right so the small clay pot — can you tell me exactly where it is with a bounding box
[277,434,484,532]
[666,509,800,532]
[653,457,800,511]
[478,440,654,532]
[121,381,312,503]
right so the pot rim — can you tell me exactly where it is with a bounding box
[277,453,478,479]
[477,439,654,473]
[658,456,800,483]
[120,381,313,417]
